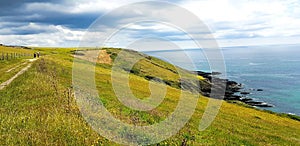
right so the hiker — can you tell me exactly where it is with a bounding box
[34,53,36,58]
[37,52,40,58]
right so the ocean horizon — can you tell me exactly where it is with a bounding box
[144,44,300,116]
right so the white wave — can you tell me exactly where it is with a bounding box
[248,62,265,66]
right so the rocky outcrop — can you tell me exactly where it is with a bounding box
[193,71,273,108]
[240,91,250,95]
[143,69,272,108]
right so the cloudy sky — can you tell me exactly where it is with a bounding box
[0,0,300,50]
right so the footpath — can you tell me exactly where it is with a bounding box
[0,58,38,90]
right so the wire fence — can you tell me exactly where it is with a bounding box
[0,52,32,61]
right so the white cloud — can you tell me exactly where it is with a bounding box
[0,24,84,47]
[1,0,300,48]
[70,0,141,14]
[24,0,141,14]
[176,0,300,47]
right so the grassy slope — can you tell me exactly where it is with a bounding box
[0,46,33,54]
[0,47,299,145]
[0,46,34,83]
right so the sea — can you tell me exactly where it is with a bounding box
[143,44,300,116]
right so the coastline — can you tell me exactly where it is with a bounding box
[194,70,274,108]
[144,48,300,117]
[194,70,300,120]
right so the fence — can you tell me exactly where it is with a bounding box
[0,52,32,61]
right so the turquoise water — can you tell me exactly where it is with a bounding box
[144,45,300,115]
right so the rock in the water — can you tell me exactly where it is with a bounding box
[194,70,272,108]
[241,98,253,102]
[245,101,263,104]
[224,95,241,100]
[240,91,250,95]
[253,103,274,107]
[245,101,273,107]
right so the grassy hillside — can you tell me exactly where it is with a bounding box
[0,45,33,54]
[0,46,34,83]
[0,47,299,145]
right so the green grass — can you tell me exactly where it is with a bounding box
[0,46,34,83]
[0,45,33,54]
[0,47,299,145]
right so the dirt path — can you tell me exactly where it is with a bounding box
[0,58,38,90]
[6,62,28,73]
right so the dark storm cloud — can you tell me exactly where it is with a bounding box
[6,28,49,35]
[0,0,62,16]
[0,0,199,36]
[0,0,101,30]
[4,12,100,29]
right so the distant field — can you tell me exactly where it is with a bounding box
[0,47,299,145]
[0,45,33,54]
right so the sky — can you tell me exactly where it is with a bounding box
[0,0,300,50]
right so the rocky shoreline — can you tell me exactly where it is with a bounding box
[194,71,274,108]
